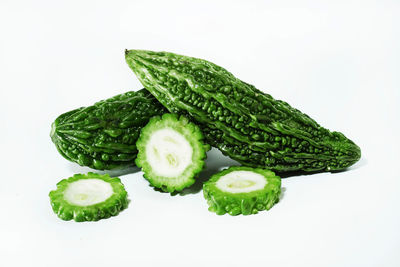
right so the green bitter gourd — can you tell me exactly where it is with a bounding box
[135,113,209,193]
[203,166,281,215]
[126,50,361,172]
[50,89,167,170]
[49,172,129,222]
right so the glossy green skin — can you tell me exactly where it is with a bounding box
[50,89,167,170]
[126,50,361,172]
[49,172,129,222]
[136,113,209,193]
[203,166,281,216]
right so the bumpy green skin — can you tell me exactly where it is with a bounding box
[126,50,361,172]
[203,166,281,215]
[50,89,167,170]
[49,172,129,222]
[136,113,209,193]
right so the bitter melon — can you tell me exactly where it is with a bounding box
[203,166,281,215]
[126,50,361,172]
[49,172,129,222]
[50,89,167,170]
[135,113,209,193]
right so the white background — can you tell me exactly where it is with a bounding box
[0,1,399,266]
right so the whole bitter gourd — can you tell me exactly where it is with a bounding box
[126,50,361,172]
[50,89,167,170]
[203,166,281,215]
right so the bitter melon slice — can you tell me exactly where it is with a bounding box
[203,166,281,215]
[49,172,128,222]
[135,113,209,193]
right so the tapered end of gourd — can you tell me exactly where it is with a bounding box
[125,49,157,57]
[125,50,155,67]
[125,49,147,63]
[50,115,65,144]
[50,121,56,139]
[125,50,173,70]
[326,132,361,171]
[125,50,147,79]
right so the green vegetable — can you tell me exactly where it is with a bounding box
[203,166,281,215]
[49,172,128,222]
[126,50,361,172]
[50,89,167,170]
[135,113,209,193]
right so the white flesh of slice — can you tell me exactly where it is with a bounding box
[64,179,114,206]
[216,171,267,194]
[146,128,193,178]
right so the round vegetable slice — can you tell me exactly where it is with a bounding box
[49,172,129,222]
[203,166,281,215]
[135,113,209,193]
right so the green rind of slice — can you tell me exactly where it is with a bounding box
[135,113,209,193]
[49,172,129,222]
[203,166,281,216]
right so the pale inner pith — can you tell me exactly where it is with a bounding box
[216,171,267,193]
[64,179,114,206]
[146,128,193,177]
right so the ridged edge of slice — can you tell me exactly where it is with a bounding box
[203,166,281,216]
[49,172,129,222]
[135,113,209,193]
